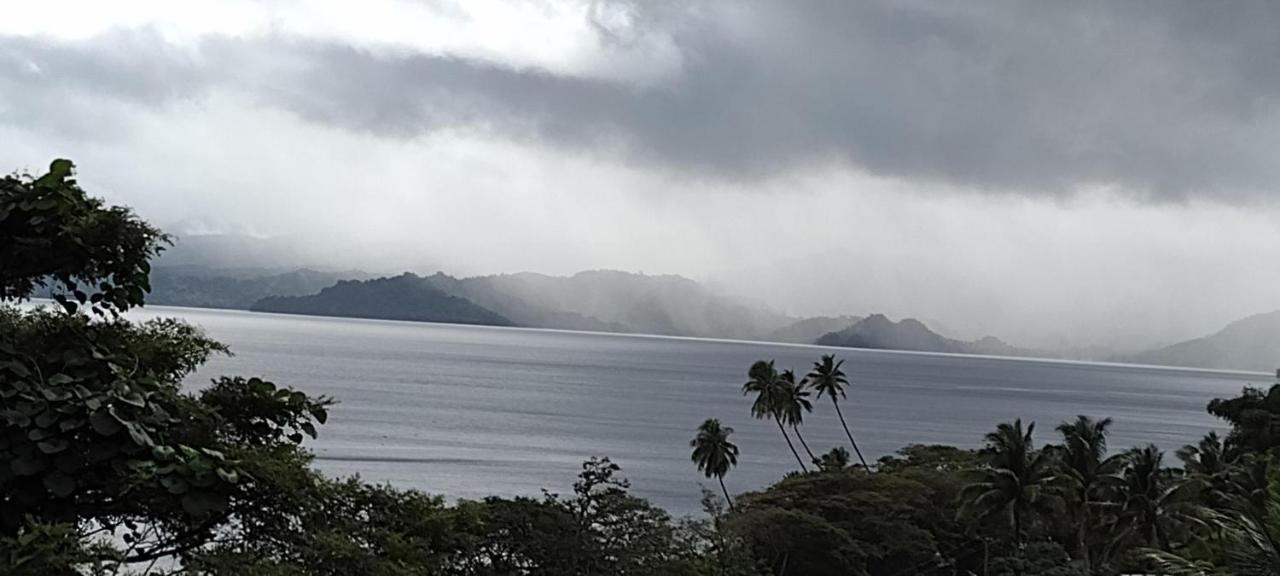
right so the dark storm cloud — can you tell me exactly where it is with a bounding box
[4,0,1280,199]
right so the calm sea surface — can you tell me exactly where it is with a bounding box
[124,306,1267,514]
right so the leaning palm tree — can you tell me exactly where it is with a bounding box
[691,418,740,510]
[742,360,809,472]
[1053,415,1119,573]
[777,369,817,464]
[807,354,870,471]
[960,419,1057,545]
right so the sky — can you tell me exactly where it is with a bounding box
[3,0,1280,350]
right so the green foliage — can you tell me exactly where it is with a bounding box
[0,519,112,576]
[0,159,167,315]
[730,461,981,576]
[0,304,333,565]
[987,541,1089,576]
[815,447,850,472]
[0,159,334,572]
[960,419,1060,543]
[1207,384,1280,453]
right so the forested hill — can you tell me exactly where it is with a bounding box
[251,273,514,326]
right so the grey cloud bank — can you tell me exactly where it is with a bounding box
[5,1,1280,200]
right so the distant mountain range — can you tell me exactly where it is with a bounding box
[764,315,864,344]
[1116,311,1280,372]
[149,266,361,309]
[128,234,1280,371]
[815,314,1034,357]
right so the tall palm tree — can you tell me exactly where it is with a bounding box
[807,355,870,471]
[690,418,740,510]
[960,419,1057,545]
[777,370,817,464]
[1053,415,1119,572]
[742,360,809,472]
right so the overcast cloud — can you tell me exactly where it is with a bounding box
[2,0,1280,349]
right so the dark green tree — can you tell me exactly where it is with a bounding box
[1207,384,1280,453]
[1052,415,1119,572]
[960,419,1057,546]
[0,159,167,314]
[0,159,331,572]
[1144,462,1280,576]
[815,447,850,472]
[1117,444,1186,552]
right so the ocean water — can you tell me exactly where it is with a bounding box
[124,305,1267,514]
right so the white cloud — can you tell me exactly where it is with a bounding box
[1,0,684,84]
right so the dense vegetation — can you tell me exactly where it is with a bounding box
[3,160,1278,575]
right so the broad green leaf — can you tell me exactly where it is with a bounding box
[43,472,76,497]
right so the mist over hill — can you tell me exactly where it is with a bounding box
[129,235,1280,370]
[422,270,794,339]
[155,234,313,270]
[1118,311,1280,372]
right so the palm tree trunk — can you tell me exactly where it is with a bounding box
[1013,507,1024,576]
[1013,506,1023,547]
[792,425,816,464]
[1077,500,1090,572]
[718,476,734,511]
[832,399,870,471]
[774,418,809,472]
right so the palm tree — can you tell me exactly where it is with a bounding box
[1144,462,1280,576]
[960,419,1057,545]
[742,360,809,472]
[1119,444,1188,552]
[807,355,870,471]
[816,447,850,472]
[777,370,817,464]
[690,418,740,510]
[1053,415,1119,572]
[1177,431,1232,478]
